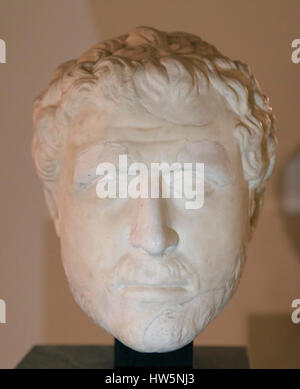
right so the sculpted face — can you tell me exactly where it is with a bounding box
[32,27,276,354]
[52,86,250,352]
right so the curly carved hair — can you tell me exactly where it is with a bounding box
[32,26,277,228]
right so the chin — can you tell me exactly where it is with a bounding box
[67,257,243,353]
[94,281,238,353]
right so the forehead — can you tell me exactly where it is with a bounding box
[62,94,244,182]
[66,88,239,152]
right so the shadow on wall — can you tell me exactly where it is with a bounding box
[247,313,300,368]
[279,147,300,261]
[42,221,113,345]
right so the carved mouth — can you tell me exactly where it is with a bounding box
[119,282,186,288]
[117,283,191,303]
[109,253,200,301]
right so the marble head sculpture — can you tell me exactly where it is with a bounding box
[32,26,277,352]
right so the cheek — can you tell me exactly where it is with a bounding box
[176,184,249,289]
[57,190,132,277]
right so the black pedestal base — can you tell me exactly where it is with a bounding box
[114,339,193,367]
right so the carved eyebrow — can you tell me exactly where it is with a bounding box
[177,140,235,185]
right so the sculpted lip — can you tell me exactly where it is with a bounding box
[118,284,190,303]
[115,277,191,291]
[110,253,198,291]
[115,281,195,304]
[119,283,187,289]
[109,254,200,303]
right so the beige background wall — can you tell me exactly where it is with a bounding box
[0,0,299,369]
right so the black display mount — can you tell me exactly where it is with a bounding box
[114,338,193,368]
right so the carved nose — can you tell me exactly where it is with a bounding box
[130,198,179,257]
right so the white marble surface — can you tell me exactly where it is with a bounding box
[32,27,276,352]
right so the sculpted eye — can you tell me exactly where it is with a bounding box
[73,142,128,193]
[177,140,235,190]
[74,167,98,191]
[204,165,234,187]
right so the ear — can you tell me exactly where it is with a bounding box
[43,188,61,237]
